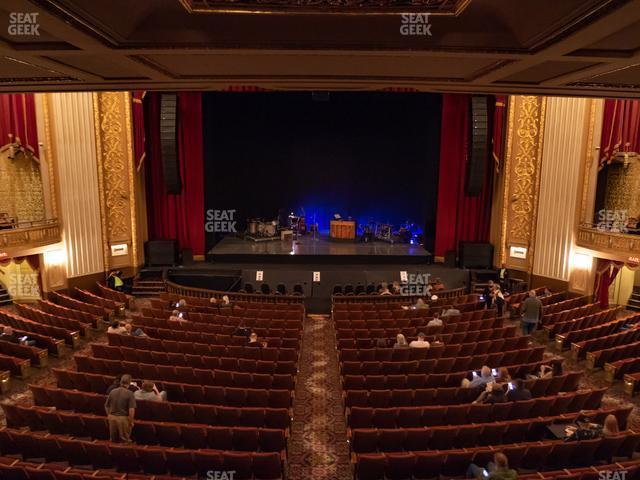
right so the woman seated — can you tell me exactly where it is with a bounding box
[134,380,167,402]
[393,334,409,348]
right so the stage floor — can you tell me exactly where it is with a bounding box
[207,233,431,264]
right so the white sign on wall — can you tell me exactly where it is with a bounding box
[509,246,528,259]
[256,271,263,281]
[313,272,321,282]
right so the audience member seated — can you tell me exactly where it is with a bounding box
[526,363,555,380]
[234,322,251,337]
[442,306,461,318]
[107,320,127,335]
[427,312,443,327]
[248,332,267,348]
[506,378,532,402]
[462,365,496,388]
[393,333,409,348]
[603,413,620,437]
[391,281,401,294]
[0,326,34,346]
[432,278,445,291]
[104,374,136,443]
[467,452,517,480]
[168,309,184,322]
[498,367,512,383]
[376,338,388,348]
[107,375,140,394]
[409,332,430,349]
[134,380,167,402]
[379,282,392,296]
[473,382,507,404]
[124,323,146,337]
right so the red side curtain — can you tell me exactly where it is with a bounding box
[600,98,640,169]
[593,259,623,308]
[0,93,39,158]
[132,91,146,171]
[145,92,205,256]
[434,94,493,258]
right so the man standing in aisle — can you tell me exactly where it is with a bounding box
[105,374,136,443]
[521,290,543,336]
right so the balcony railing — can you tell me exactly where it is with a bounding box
[576,225,640,257]
[0,218,61,249]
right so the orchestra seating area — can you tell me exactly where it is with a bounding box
[0,283,639,479]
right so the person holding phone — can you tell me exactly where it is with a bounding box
[463,365,496,388]
[467,452,517,480]
[506,379,532,402]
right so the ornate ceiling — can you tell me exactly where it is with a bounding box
[0,0,638,96]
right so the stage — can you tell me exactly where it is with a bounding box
[206,232,432,265]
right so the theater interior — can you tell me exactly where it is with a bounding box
[2,0,640,479]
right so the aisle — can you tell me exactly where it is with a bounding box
[288,315,352,480]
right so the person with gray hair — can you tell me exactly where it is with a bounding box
[104,374,136,443]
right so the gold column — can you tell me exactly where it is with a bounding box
[499,95,546,273]
[93,92,140,273]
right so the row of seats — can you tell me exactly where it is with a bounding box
[338,338,532,362]
[96,282,135,307]
[347,389,606,428]
[79,362,291,408]
[353,433,640,479]
[588,338,640,369]
[332,292,477,309]
[3,404,286,452]
[139,325,301,347]
[15,303,89,337]
[91,342,299,364]
[133,315,300,333]
[340,346,546,375]
[1,325,64,356]
[48,290,106,319]
[542,302,599,326]
[0,338,47,367]
[0,310,77,346]
[343,372,582,406]
[0,353,29,377]
[75,353,297,376]
[0,428,284,479]
[341,360,562,390]
[159,293,304,311]
[32,384,291,428]
[543,306,621,338]
[556,314,640,350]
[572,324,640,359]
[605,356,640,381]
[541,295,589,316]
[39,299,101,328]
[107,332,300,354]
[336,325,518,349]
[334,316,501,332]
[74,287,123,312]
[333,307,494,322]
[144,306,303,322]
[350,406,631,452]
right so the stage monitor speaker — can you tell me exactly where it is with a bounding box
[159,93,181,195]
[459,241,493,269]
[466,96,489,197]
[145,240,178,266]
[181,248,194,266]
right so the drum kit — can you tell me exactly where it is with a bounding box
[245,210,312,242]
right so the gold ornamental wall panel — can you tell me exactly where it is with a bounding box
[500,95,546,272]
[93,92,139,271]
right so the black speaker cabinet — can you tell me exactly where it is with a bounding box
[466,96,489,197]
[145,240,178,266]
[459,242,493,269]
[444,250,457,268]
[159,93,181,195]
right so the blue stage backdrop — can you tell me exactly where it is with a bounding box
[202,92,442,253]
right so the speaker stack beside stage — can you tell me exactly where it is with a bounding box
[459,242,494,269]
[466,96,489,197]
[159,93,181,195]
[145,240,178,266]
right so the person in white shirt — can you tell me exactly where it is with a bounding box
[107,321,127,335]
[409,332,430,349]
[442,306,461,318]
[426,312,443,327]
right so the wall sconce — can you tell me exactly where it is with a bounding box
[572,252,592,270]
[44,249,66,266]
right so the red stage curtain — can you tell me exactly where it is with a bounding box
[144,92,205,256]
[593,259,623,308]
[600,98,640,168]
[434,94,493,258]
[132,91,146,171]
[0,93,39,158]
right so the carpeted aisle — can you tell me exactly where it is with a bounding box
[287,315,352,480]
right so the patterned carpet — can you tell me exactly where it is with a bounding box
[287,315,352,480]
